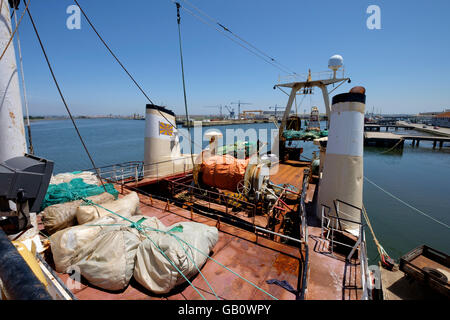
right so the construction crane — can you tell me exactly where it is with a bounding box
[224,105,235,119]
[269,104,284,119]
[230,101,252,119]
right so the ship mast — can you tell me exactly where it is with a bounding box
[0,1,26,162]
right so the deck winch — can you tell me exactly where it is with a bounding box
[193,151,283,207]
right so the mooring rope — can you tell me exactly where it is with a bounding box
[379,137,405,154]
[364,176,449,229]
[362,205,391,262]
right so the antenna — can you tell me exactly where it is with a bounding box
[328,54,344,79]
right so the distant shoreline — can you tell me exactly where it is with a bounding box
[29,117,66,122]
[27,117,144,122]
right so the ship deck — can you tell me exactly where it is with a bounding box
[39,160,364,300]
[43,192,303,300]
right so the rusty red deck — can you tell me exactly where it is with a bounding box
[42,192,303,300]
[39,160,363,300]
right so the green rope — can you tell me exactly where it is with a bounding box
[142,224,220,300]
[81,198,278,300]
[139,227,207,299]
[81,198,208,300]
[160,228,279,300]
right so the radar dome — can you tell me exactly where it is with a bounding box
[328,55,344,71]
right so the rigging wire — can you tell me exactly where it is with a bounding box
[0,0,30,61]
[177,0,297,75]
[73,0,153,105]
[13,5,34,154]
[175,2,195,169]
[73,0,202,152]
[171,1,295,75]
[25,6,106,190]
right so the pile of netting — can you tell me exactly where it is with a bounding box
[41,177,118,211]
[217,141,258,158]
[283,129,328,141]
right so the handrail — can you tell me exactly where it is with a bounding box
[120,182,305,247]
[82,156,194,184]
[320,200,371,300]
[168,176,257,219]
[73,159,311,299]
[278,69,346,84]
[298,169,310,300]
[300,169,309,241]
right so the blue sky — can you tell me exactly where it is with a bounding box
[12,0,450,116]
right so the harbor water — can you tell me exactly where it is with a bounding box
[29,118,450,262]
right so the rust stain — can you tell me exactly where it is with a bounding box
[9,111,16,126]
[272,254,299,276]
[231,279,244,291]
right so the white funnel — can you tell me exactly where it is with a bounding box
[316,90,366,235]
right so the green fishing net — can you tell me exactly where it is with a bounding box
[218,141,257,157]
[40,178,119,211]
[283,130,329,141]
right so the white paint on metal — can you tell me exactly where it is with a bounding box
[0,2,26,162]
[326,110,364,157]
[316,95,365,233]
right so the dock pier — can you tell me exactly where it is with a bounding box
[364,124,415,132]
[364,132,450,149]
[178,119,277,127]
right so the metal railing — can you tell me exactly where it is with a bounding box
[298,169,310,300]
[80,158,310,299]
[83,158,312,249]
[299,169,310,241]
[83,156,194,185]
[278,69,346,84]
[320,199,371,300]
[168,174,257,220]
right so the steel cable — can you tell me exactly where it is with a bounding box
[26,6,106,190]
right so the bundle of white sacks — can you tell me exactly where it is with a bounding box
[49,192,219,293]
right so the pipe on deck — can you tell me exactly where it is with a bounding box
[0,229,52,300]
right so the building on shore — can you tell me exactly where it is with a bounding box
[433,111,450,128]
